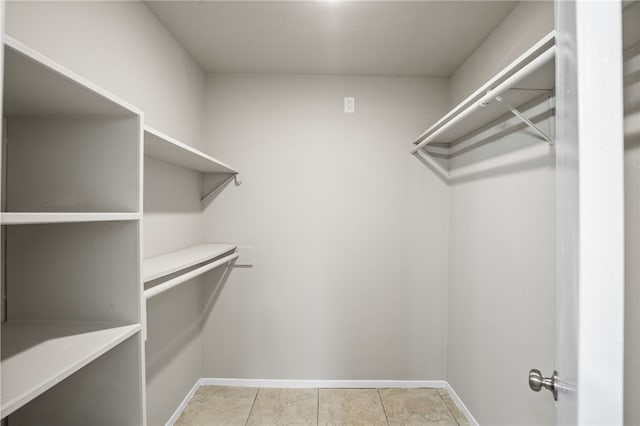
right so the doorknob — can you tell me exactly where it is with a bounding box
[529,369,558,401]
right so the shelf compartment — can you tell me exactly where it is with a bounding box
[3,37,141,214]
[6,221,140,323]
[143,243,237,283]
[4,117,140,213]
[1,212,140,225]
[1,322,141,417]
[144,126,237,174]
[3,36,139,118]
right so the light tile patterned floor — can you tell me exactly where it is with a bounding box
[175,386,470,426]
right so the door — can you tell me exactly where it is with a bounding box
[551,1,625,424]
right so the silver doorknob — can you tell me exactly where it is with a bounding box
[529,369,558,401]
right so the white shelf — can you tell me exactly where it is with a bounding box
[144,126,237,174]
[1,212,141,225]
[143,243,237,283]
[432,62,554,145]
[1,322,140,417]
[413,32,556,149]
[3,36,139,118]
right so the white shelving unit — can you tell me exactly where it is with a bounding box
[411,32,556,177]
[1,322,140,417]
[143,127,241,299]
[144,126,239,201]
[1,37,145,424]
[144,243,237,283]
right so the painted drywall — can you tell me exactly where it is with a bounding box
[449,1,554,107]
[200,74,450,380]
[5,1,206,148]
[447,114,556,426]
[445,3,556,424]
[624,3,640,425]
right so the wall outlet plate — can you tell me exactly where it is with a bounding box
[344,97,355,113]
[234,246,254,267]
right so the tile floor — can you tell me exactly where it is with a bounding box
[175,386,470,426]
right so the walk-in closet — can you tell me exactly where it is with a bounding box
[0,1,636,425]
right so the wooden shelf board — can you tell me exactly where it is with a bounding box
[3,36,139,118]
[143,243,238,283]
[144,126,238,174]
[1,322,140,417]
[1,212,141,225]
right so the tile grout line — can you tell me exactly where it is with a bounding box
[245,387,260,426]
[377,389,390,426]
[436,389,461,426]
[316,388,320,426]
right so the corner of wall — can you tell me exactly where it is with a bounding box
[448,0,555,107]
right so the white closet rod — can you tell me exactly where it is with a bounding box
[144,252,239,300]
[411,45,556,154]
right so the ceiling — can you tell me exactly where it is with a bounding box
[146,1,518,77]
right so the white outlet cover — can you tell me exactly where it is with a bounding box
[344,97,355,113]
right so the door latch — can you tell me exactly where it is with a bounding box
[529,369,558,401]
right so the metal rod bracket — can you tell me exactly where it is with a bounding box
[201,174,242,202]
[495,96,554,145]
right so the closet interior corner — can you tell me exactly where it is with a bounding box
[1,1,635,425]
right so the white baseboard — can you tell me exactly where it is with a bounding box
[165,379,201,426]
[199,378,448,389]
[166,378,477,426]
[443,382,479,426]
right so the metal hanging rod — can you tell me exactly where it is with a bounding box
[144,252,239,300]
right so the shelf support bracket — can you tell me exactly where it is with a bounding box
[201,173,241,203]
[495,96,554,145]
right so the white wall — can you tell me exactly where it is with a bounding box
[5,1,206,148]
[445,2,556,425]
[624,3,640,425]
[449,1,554,107]
[200,74,450,380]
[447,116,556,426]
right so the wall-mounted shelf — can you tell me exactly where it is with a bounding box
[144,126,240,201]
[1,322,140,417]
[144,243,237,283]
[144,127,237,174]
[1,212,141,225]
[411,31,556,177]
[143,244,238,300]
